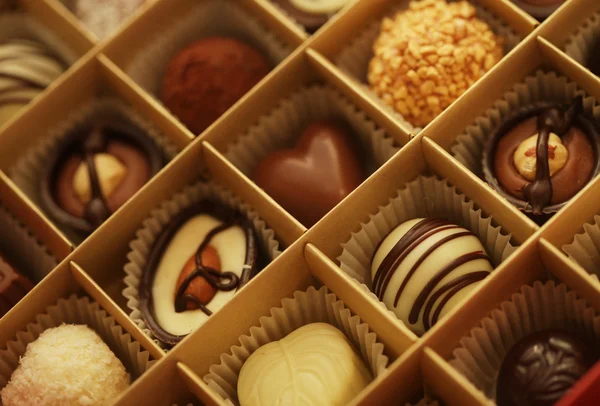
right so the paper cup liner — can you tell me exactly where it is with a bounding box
[565,9,600,71]
[0,204,57,283]
[8,97,178,245]
[451,71,600,182]
[203,286,389,406]
[449,281,600,400]
[123,181,282,349]
[562,214,600,285]
[125,0,292,104]
[337,175,518,332]
[0,294,156,390]
[0,12,78,67]
[334,0,521,133]
[224,84,399,178]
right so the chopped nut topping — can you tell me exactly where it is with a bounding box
[367,0,504,128]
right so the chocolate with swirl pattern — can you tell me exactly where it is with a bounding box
[496,329,598,406]
[370,218,493,335]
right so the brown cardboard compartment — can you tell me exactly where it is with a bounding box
[0,259,164,402]
[303,0,538,135]
[536,0,600,50]
[100,0,306,71]
[0,171,71,261]
[0,54,192,249]
[423,33,600,153]
[161,239,411,406]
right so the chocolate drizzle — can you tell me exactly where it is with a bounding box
[81,127,111,227]
[139,201,260,346]
[373,218,491,332]
[173,221,241,315]
[523,98,582,214]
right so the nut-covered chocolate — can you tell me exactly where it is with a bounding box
[496,329,598,406]
[271,0,349,33]
[482,98,600,215]
[0,253,34,317]
[139,201,259,346]
[41,120,165,237]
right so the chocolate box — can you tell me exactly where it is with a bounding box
[2,0,600,405]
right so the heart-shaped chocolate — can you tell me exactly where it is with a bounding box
[253,121,365,227]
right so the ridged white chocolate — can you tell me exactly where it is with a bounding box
[238,323,372,406]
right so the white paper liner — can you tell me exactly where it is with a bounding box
[565,9,600,70]
[337,175,518,331]
[125,0,292,107]
[0,204,57,283]
[123,181,282,349]
[562,214,600,285]
[449,281,600,400]
[451,70,600,179]
[224,84,399,178]
[8,97,178,245]
[0,294,156,390]
[203,286,389,406]
[334,0,521,133]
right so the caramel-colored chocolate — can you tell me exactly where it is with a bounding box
[253,121,365,227]
[175,245,221,311]
[493,116,594,206]
[0,254,33,317]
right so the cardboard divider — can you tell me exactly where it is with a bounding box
[113,359,202,406]
[304,243,415,358]
[421,348,490,406]
[177,362,224,406]
[247,0,308,45]
[536,0,600,49]
[0,172,71,260]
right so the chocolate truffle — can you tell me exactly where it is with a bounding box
[252,120,365,227]
[0,324,130,406]
[73,0,145,40]
[161,37,270,135]
[483,98,600,215]
[367,0,504,128]
[496,330,598,406]
[139,201,259,346]
[41,121,164,236]
[271,0,350,33]
[371,218,492,336]
[0,253,33,317]
[238,323,372,406]
[0,39,65,127]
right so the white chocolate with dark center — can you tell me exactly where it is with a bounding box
[370,218,493,336]
[152,214,247,336]
[238,323,372,406]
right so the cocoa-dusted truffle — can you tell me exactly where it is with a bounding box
[139,201,260,346]
[41,120,164,237]
[161,37,270,135]
[0,324,130,406]
[367,0,504,128]
[482,98,600,215]
[496,329,598,406]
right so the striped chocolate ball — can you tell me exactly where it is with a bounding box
[0,39,65,127]
[370,218,492,335]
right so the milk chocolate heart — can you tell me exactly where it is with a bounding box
[253,121,365,227]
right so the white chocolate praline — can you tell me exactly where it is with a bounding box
[0,39,65,127]
[152,214,247,336]
[290,0,349,14]
[513,133,568,182]
[371,218,493,336]
[73,153,127,204]
[0,324,130,406]
[238,323,372,406]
